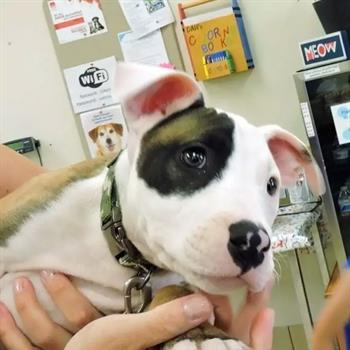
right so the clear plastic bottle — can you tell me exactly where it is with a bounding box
[288,171,311,204]
[338,186,350,215]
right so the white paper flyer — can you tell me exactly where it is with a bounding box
[331,102,350,145]
[119,0,174,38]
[47,0,107,44]
[118,29,170,66]
[64,56,118,114]
[80,105,128,158]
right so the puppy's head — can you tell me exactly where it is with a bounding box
[116,63,325,293]
[89,123,123,155]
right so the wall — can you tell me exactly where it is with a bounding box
[1,0,86,169]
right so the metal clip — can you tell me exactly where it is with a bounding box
[124,274,152,314]
[111,224,139,259]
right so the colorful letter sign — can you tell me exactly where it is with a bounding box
[181,6,253,81]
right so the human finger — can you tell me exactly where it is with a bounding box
[65,293,213,350]
[14,277,71,350]
[250,308,275,350]
[41,271,102,333]
[311,339,333,350]
[0,302,39,350]
[230,280,273,344]
[201,293,233,332]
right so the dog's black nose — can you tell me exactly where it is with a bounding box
[106,138,112,144]
[227,220,270,275]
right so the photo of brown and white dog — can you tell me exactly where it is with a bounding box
[88,122,123,157]
[0,63,325,349]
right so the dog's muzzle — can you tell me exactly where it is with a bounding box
[227,220,271,275]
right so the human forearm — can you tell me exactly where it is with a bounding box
[313,270,350,349]
[0,144,45,198]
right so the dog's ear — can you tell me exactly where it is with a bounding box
[88,127,99,142]
[111,123,123,136]
[260,125,325,195]
[115,63,202,133]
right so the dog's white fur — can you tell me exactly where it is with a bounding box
[0,63,325,334]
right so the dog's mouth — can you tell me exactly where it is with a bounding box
[168,258,242,292]
[107,144,116,151]
[199,272,243,284]
[174,257,271,293]
[189,269,270,294]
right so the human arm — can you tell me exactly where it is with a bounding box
[0,144,45,199]
[312,269,350,350]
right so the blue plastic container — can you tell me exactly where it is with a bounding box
[345,259,350,349]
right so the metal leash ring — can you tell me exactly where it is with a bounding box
[124,274,152,314]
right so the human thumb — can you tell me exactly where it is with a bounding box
[250,308,275,350]
[65,293,213,350]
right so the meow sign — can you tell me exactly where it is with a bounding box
[299,31,350,68]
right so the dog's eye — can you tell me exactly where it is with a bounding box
[109,130,114,134]
[267,177,278,196]
[99,132,104,137]
[180,147,207,169]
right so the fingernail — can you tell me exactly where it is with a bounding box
[14,278,28,293]
[182,295,212,323]
[40,270,55,282]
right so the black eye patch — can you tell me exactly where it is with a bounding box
[137,107,235,196]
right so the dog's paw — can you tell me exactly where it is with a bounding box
[164,338,250,350]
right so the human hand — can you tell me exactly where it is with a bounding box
[65,284,274,350]
[311,334,333,350]
[0,272,102,350]
[203,281,274,349]
[65,292,213,350]
[311,269,350,350]
[0,276,274,350]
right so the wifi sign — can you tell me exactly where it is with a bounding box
[79,67,109,88]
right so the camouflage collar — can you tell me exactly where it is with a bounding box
[100,154,156,313]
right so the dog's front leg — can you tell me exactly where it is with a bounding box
[148,285,251,350]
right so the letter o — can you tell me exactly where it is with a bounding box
[318,44,326,57]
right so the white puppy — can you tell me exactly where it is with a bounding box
[0,63,325,349]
